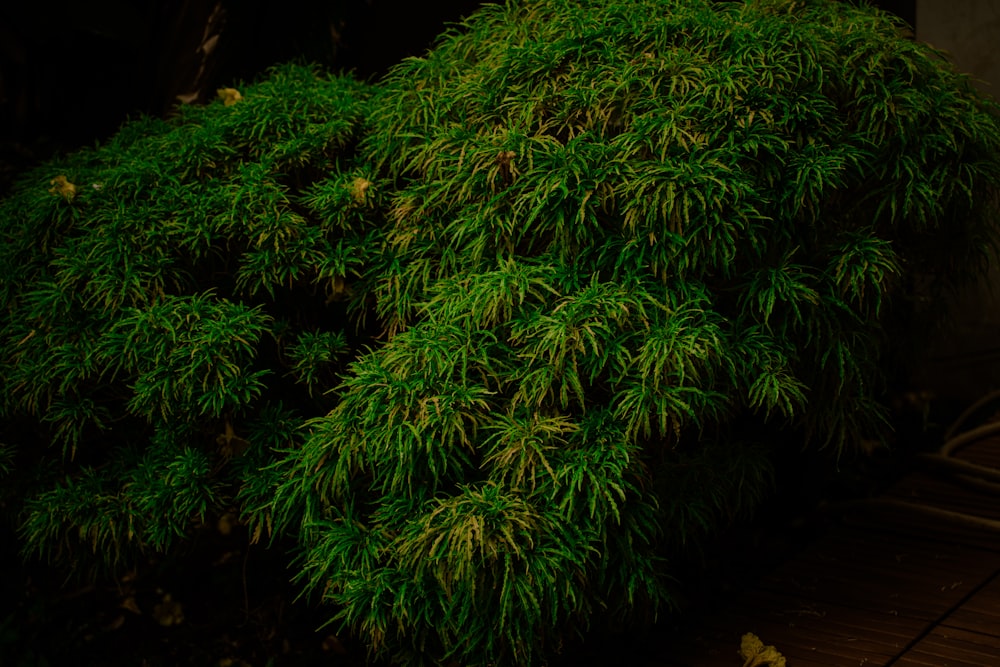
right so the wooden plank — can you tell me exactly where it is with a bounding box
[894,626,1000,667]
[723,590,915,665]
[835,435,1000,551]
[651,589,809,667]
[885,472,1000,522]
[953,437,1000,470]
[940,574,1000,636]
[754,524,995,622]
[834,498,1000,554]
[650,442,1000,667]
[653,581,926,666]
[650,629,741,667]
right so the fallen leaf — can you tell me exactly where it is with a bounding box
[217,511,241,536]
[152,593,185,627]
[326,275,352,303]
[120,596,142,615]
[740,632,786,667]
[350,177,371,203]
[104,614,125,632]
[322,634,348,655]
[217,88,242,106]
[216,417,249,457]
[48,175,77,200]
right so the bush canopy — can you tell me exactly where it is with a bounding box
[3,1,1000,665]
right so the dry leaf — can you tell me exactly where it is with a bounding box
[103,614,125,631]
[740,632,786,667]
[326,274,352,303]
[218,658,251,667]
[48,175,77,201]
[321,634,348,655]
[152,593,185,627]
[217,87,242,106]
[216,417,249,457]
[217,511,239,536]
[120,596,142,615]
[350,177,371,203]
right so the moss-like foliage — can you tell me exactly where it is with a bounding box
[267,0,1000,665]
[4,1,1000,666]
[0,63,382,570]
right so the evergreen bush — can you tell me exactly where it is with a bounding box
[0,62,381,571]
[268,0,1000,664]
[3,1,1000,666]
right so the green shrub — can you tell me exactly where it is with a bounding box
[4,1,1000,666]
[267,0,1000,665]
[0,62,381,571]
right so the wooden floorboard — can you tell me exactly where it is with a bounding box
[954,437,1000,469]
[664,589,916,666]
[893,626,1000,667]
[884,472,1000,522]
[755,524,997,622]
[651,432,1000,666]
[942,573,1000,635]
[836,497,1000,554]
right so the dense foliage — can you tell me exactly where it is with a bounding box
[0,63,380,570]
[268,0,1000,664]
[3,1,1000,666]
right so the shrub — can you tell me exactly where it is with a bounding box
[266,0,1000,665]
[0,62,381,572]
[4,1,1000,666]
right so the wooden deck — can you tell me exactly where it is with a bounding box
[649,436,1000,667]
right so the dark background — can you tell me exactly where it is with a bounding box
[0,0,915,195]
[0,0,495,193]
